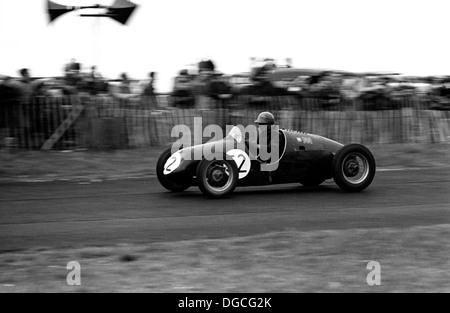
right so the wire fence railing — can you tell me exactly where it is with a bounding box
[1,95,449,150]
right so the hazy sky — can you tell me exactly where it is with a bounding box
[1,0,450,91]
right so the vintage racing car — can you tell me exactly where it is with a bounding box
[157,126,376,198]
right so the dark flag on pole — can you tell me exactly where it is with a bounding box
[104,0,139,25]
[47,0,138,25]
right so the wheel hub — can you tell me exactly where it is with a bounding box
[207,165,228,187]
[212,169,224,182]
[345,161,359,177]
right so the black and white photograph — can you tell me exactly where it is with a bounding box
[0,0,449,296]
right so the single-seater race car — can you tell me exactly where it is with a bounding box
[157,126,376,198]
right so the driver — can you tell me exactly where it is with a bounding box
[255,111,278,183]
[255,111,276,154]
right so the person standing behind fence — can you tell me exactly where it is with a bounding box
[118,73,131,94]
[65,59,82,88]
[192,60,215,109]
[0,76,22,139]
[142,72,156,96]
[86,66,103,95]
[16,68,35,102]
[193,59,231,109]
[111,72,137,101]
[141,72,157,109]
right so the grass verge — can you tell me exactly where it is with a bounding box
[0,143,449,182]
[0,224,448,293]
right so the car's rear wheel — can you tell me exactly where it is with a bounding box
[156,148,190,192]
[332,144,376,192]
[196,155,239,198]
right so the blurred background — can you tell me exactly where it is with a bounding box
[1,0,450,294]
[2,0,450,93]
[1,0,450,150]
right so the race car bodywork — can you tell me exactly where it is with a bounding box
[157,126,376,197]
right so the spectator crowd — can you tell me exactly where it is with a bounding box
[0,58,157,102]
[2,58,450,111]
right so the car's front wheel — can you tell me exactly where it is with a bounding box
[332,144,376,192]
[196,155,239,198]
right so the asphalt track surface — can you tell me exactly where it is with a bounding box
[0,168,449,252]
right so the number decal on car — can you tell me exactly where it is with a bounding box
[166,157,177,171]
[164,152,182,175]
[227,149,251,179]
[236,154,247,173]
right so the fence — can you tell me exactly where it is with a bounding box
[1,94,449,150]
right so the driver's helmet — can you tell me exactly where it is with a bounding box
[255,112,275,125]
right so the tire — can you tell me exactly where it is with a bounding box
[196,154,239,198]
[156,148,190,192]
[332,144,376,192]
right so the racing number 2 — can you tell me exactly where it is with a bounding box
[236,154,247,174]
[163,152,182,175]
[165,157,177,173]
[227,149,251,179]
